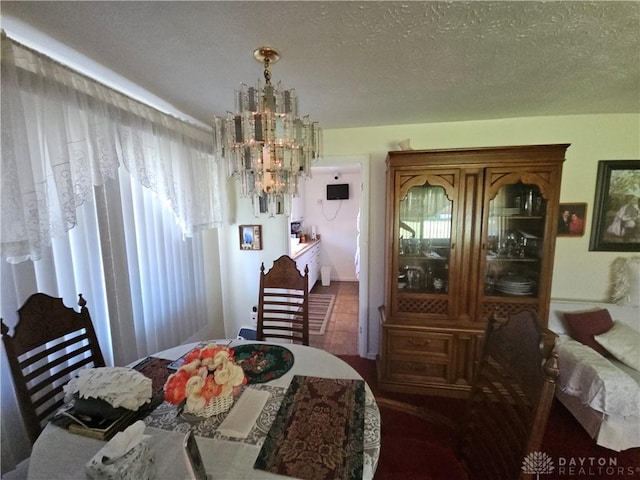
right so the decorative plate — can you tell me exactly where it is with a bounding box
[232,344,295,384]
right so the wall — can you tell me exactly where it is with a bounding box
[303,169,361,282]
[216,190,290,339]
[317,113,639,357]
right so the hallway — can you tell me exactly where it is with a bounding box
[309,281,359,355]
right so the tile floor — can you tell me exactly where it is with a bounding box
[309,281,359,355]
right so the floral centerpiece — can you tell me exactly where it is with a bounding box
[164,343,246,417]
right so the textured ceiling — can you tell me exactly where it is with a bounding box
[1,1,639,129]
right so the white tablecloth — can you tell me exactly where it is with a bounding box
[27,341,380,480]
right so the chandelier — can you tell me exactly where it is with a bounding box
[213,47,322,215]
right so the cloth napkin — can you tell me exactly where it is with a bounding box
[217,388,270,438]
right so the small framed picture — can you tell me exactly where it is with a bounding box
[239,225,262,250]
[557,203,587,237]
[589,160,640,252]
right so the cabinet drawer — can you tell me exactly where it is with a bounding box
[387,330,453,358]
[386,356,450,384]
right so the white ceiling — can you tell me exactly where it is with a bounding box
[1,1,639,130]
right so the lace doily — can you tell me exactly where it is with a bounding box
[64,367,152,411]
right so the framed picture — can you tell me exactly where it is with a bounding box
[557,203,587,237]
[239,225,262,250]
[589,160,640,252]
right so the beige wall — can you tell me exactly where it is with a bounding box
[319,113,639,354]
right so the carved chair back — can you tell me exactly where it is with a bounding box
[1,293,105,444]
[257,255,309,346]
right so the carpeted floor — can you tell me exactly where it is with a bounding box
[338,355,640,480]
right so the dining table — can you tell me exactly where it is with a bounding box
[27,340,381,480]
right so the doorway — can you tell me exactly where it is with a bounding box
[305,155,369,356]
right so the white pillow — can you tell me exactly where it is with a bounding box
[594,321,640,371]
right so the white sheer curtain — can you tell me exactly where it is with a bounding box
[1,33,223,264]
[0,34,225,472]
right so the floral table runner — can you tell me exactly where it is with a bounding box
[131,356,172,397]
[254,375,365,480]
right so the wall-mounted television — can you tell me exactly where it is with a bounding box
[326,183,349,200]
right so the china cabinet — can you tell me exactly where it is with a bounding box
[378,144,569,397]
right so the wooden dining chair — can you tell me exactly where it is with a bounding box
[257,255,310,346]
[1,293,105,444]
[377,309,559,480]
[455,309,559,480]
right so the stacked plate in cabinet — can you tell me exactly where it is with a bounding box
[495,276,535,296]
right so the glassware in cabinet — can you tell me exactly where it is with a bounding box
[484,182,547,298]
[397,183,452,294]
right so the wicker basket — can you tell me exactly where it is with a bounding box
[184,394,234,418]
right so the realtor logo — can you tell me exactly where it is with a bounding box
[522,451,555,479]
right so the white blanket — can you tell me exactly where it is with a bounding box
[556,339,640,418]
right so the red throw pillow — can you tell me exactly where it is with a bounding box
[563,309,614,356]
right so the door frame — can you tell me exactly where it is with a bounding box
[319,155,370,357]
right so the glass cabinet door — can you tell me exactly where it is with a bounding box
[484,182,545,298]
[397,183,452,294]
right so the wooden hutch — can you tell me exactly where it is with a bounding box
[378,144,569,397]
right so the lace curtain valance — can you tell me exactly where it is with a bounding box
[1,34,223,263]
